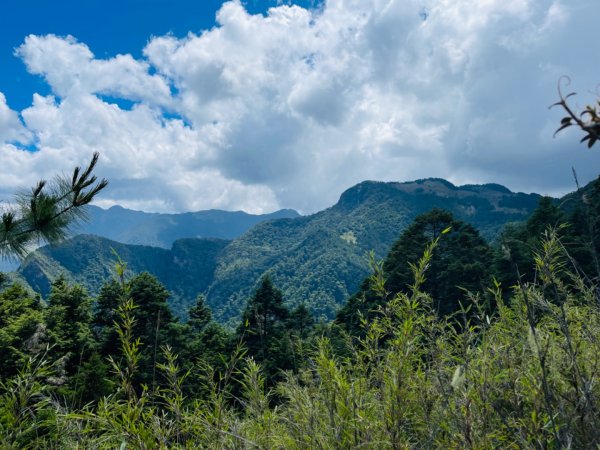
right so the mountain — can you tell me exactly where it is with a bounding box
[18,235,228,317]
[74,205,300,248]
[3,206,298,290]
[206,178,542,322]
[15,178,545,324]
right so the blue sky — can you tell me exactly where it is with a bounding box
[1,0,317,110]
[1,0,599,214]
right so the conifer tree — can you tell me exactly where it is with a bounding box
[45,277,110,404]
[0,284,44,378]
[237,276,292,381]
[93,279,123,358]
[187,294,212,333]
[93,272,184,389]
[45,277,94,366]
[0,152,108,260]
[288,303,314,340]
[181,294,231,396]
[494,196,567,286]
[337,208,493,334]
[526,197,564,237]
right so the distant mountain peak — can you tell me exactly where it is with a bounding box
[336,178,518,209]
[412,178,458,189]
[336,180,398,208]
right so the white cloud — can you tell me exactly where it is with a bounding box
[1,0,600,213]
[0,92,32,145]
[15,35,173,107]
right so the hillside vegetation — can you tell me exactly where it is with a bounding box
[19,236,228,318]
[0,176,598,447]
[16,178,543,322]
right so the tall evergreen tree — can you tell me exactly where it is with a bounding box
[181,295,232,397]
[93,279,124,358]
[187,294,212,334]
[45,277,94,368]
[0,284,45,378]
[337,209,493,335]
[93,272,184,389]
[237,276,291,381]
[494,196,566,287]
[526,197,565,237]
[45,277,111,404]
[288,303,314,340]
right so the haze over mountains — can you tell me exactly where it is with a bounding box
[14,178,546,323]
[77,205,300,248]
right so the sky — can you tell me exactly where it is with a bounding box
[0,0,599,214]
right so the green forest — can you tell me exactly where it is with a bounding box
[14,177,545,325]
[0,167,599,448]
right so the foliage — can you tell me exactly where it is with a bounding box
[0,351,58,449]
[93,270,187,391]
[337,208,494,335]
[0,152,108,259]
[18,235,229,318]
[495,184,600,289]
[0,283,45,378]
[45,277,94,367]
[236,276,293,383]
[0,222,598,448]
[552,76,600,147]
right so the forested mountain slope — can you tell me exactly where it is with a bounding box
[206,178,542,321]
[15,178,544,323]
[18,235,228,317]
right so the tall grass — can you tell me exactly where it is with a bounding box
[1,228,599,448]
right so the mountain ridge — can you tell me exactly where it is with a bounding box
[206,178,543,321]
[75,205,300,248]
[12,178,552,322]
[12,178,541,323]
[18,234,229,318]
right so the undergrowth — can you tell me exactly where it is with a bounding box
[1,229,599,449]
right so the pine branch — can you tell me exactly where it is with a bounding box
[0,152,108,259]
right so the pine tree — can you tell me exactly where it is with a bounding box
[337,209,494,334]
[45,277,94,368]
[525,197,564,237]
[187,294,212,333]
[494,196,566,287]
[237,276,291,381]
[93,272,183,389]
[0,284,45,378]
[288,303,314,340]
[93,279,124,358]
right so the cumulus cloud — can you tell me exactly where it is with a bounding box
[1,0,599,213]
[0,92,32,145]
[16,35,173,106]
